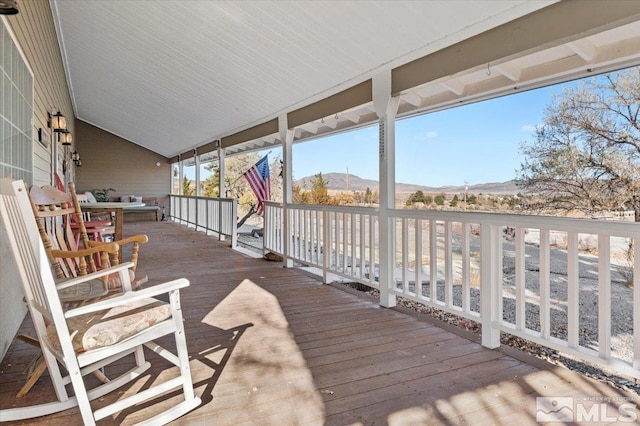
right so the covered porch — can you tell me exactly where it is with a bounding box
[0,221,636,425]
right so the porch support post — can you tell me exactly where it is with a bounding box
[373,71,399,308]
[217,141,226,242]
[480,223,501,348]
[218,141,225,197]
[194,149,200,232]
[178,155,184,223]
[194,149,201,197]
[280,114,294,268]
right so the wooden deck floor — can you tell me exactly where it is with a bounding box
[1,221,637,425]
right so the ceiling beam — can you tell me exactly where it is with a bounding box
[401,92,423,107]
[440,80,465,96]
[341,111,361,124]
[493,63,522,82]
[568,39,597,62]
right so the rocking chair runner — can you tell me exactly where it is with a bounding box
[0,178,201,424]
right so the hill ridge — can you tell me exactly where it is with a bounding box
[295,172,519,194]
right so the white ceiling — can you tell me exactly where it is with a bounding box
[51,0,555,158]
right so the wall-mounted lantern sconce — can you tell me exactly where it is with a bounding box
[72,151,82,167]
[48,110,66,132]
[0,0,19,15]
[59,129,72,145]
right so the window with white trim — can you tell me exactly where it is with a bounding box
[0,19,33,184]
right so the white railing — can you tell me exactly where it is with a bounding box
[264,201,379,288]
[170,195,237,247]
[264,201,284,255]
[264,202,640,379]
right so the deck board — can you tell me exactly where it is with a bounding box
[1,220,637,425]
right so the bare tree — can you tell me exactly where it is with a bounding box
[518,68,640,221]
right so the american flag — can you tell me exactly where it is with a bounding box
[243,154,271,215]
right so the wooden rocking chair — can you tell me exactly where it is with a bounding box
[29,182,149,290]
[0,179,201,424]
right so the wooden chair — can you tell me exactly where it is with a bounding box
[29,183,148,290]
[72,193,115,248]
[0,178,201,424]
[52,173,115,254]
[69,182,148,281]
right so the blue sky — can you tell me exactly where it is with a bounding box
[190,80,574,187]
[290,82,572,187]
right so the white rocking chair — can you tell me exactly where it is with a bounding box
[0,178,201,424]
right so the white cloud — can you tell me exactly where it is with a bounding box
[426,131,438,138]
[520,124,537,132]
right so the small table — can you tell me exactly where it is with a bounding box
[80,202,144,260]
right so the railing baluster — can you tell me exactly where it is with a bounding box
[539,229,550,339]
[598,235,611,359]
[415,219,422,299]
[342,213,348,274]
[324,210,331,276]
[322,211,328,268]
[370,215,375,285]
[497,225,504,324]
[402,218,408,294]
[634,236,640,370]
[445,221,452,307]
[429,220,437,302]
[303,209,308,263]
[360,214,366,280]
[337,212,342,272]
[567,232,579,348]
[313,209,317,264]
[462,222,470,312]
[515,227,526,330]
[351,213,357,279]
[296,208,302,260]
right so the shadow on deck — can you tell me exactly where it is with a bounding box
[0,221,637,425]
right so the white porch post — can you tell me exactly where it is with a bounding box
[218,141,226,242]
[178,155,184,195]
[194,149,200,197]
[194,149,200,232]
[373,71,399,308]
[178,155,184,222]
[218,141,225,197]
[280,115,294,268]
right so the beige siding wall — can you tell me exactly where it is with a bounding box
[0,1,74,359]
[75,120,171,208]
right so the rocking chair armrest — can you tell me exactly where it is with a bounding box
[50,242,120,259]
[65,278,190,318]
[86,234,148,248]
[115,234,149,246]
[55,262,135,293]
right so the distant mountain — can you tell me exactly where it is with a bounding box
[295,172,519,194]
